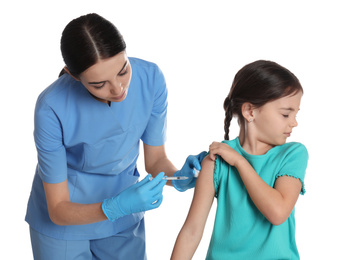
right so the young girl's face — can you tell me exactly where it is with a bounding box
[252,91,303,146]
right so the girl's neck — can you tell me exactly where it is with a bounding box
[238,128,274,155]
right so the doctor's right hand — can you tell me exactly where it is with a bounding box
[102,172,167,222]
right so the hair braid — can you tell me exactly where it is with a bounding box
[223,96,233,140]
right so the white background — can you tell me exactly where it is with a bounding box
[1,0,344,259]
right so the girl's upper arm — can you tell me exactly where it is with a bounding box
[183,155,215,232]
[171,155,215,259]
[273,175,302,223]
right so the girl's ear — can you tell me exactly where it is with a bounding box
[241,102,255,123]
[63,66,80,81]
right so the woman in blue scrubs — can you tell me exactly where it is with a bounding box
[25,13,205,260]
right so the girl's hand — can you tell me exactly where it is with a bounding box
[208,142,242,166]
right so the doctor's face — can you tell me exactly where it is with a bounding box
[78,51,132,104]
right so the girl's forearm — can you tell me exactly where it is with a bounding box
[171,226,202,260]
[234,158,289,225]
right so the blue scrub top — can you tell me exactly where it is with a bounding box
[25,57,168,240]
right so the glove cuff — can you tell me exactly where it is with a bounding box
[102,197,126,222]
[172,171,187,192]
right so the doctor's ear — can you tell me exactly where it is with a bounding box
[63,66,80,81]
[241,102,255,123]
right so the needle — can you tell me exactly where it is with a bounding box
[149,176,189,181]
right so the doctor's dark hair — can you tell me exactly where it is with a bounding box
[223,60,303,140]
[59,13,126,77]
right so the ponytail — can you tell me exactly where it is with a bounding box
[59,68,66,77]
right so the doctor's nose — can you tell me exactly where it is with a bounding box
[109,81,124,95]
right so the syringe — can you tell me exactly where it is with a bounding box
[149,169,200,181]
[149,176,189,181]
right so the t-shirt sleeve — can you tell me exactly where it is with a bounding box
[34,99,68,183]
[275,143,309,195]
[214,140,236,198]
[214,156,221,198]
[141,65,168,146]
[213,156,230,198]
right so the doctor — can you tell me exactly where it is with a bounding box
[25,13,206,260]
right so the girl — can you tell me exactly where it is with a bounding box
[25,13,205,260]
[171,60,308,259]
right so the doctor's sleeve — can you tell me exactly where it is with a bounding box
[34,99,68,184]
[141,65,168,146]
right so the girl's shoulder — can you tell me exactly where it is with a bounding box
[220,138,239,149]
[220,138,308,162]
[277,142,308,159]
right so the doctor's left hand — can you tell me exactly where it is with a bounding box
[172,151,207,192]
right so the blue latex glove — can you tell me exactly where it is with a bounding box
[172,151,207,192]
[102,172,167,221]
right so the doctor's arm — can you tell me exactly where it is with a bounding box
[143,143,177,186]
[171,155,215,260]
[44,172,167,225]
[143,143,207,189]
[43,180,107,226]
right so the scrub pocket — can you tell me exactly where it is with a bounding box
[81,130,141,175]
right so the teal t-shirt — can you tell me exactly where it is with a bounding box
[206,137,308,260]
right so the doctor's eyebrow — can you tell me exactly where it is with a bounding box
[118,61,128,74]
[88,61,128,85]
